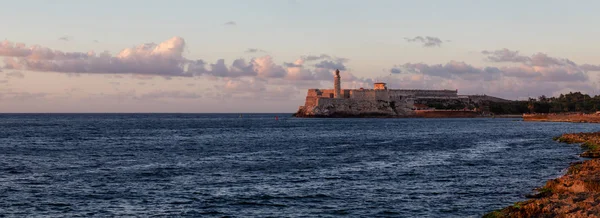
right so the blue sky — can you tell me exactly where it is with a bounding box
[1,0,599,112]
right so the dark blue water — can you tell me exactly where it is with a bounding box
[1,114,599,217]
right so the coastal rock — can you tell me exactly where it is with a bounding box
[294,99,413,118]
[484,132,600,218]
[523,113,600,123]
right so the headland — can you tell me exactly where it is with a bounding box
[484,132,600,217]
[294,69,511,118]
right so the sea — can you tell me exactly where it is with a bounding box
[1,114,599,217]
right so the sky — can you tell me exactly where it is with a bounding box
[1,0,600,112]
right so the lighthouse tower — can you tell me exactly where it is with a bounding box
[334,69,341,98]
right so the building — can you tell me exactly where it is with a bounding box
[294,69,509,117]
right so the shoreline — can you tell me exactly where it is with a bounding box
[523,113,600,123]
[293,110,523,119]
[483,132,600,217]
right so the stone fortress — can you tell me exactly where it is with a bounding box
[294,69,510,117]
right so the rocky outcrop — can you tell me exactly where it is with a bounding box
[523,113,600,123]
[484,132,600,217]
[294,98,482,118]
[294,99,414,118]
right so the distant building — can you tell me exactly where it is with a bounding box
[374,82,387,90]
[295,69,511,117]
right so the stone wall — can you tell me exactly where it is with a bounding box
[389,89,457,97]
[308,88,457,99]
[307,89,350,99]
[294,95,416,117]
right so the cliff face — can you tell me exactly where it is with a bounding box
[294,98,414,118]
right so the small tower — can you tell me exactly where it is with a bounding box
[334,69,341,98]
[374,82,387,90]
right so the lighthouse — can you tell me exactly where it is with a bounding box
[334,69,341,98]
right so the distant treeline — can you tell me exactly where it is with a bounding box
[418,99,472,110]
[487,92,600,114]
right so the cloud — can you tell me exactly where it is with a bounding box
[481,49,580,68]
[245,48,266,53]
[482,48,530,63]
[283,62,303,68]
[0,39,356,87]
[390,68,402,74]
[0,41,32,57]
[189,56,288,79]
[404,36,444,47]
[478,49,591,81]
[399,60,588,82]
[1,37,192,77]
[303,54,331,61]
[0,91,48,101]
[224,21,236,26]
[580,64,600,71]
[386,50,598,100]
[398,61,501,81]
[213,78,302,101]
[5,71,24,79]
[58,36,71,41]
[314,60,347,70]
[529,53,569,67]
[139,90,202,99]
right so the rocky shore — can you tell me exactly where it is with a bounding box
[484,132,600,217]
[523,113,600,123]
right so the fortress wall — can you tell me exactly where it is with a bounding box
[307,89,320,97]
[321,90,336,98]
[341,89,351,98]
[390,89,457,97]
[304,96,318,107]
[311,88,456,99]
[375,90,390,101]
[315,97,351,106]
[307,89,337,98]
[349,90,391,101]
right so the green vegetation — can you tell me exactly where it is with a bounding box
[487,101,530,114]
[568,163,583,175]
[582,141,600,150]
[555,136,583,144]
[537,187,553,195]
[513,202,523,209]
[482,210,506,218]
[418,99,468,110]
[488,92,600,114]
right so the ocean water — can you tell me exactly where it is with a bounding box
[1,114,599,217]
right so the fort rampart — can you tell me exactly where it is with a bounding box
[295,70,508,118]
